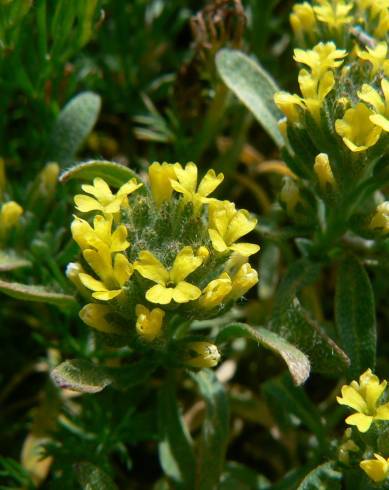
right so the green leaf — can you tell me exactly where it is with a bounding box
[60,160,148,195]
[257,242,280,300]
[216,49,283,148]
[158,376,196,489]
[190,369,230,490]
[271,260,349,375]
[335,256,376,377]
[0,251,31,271]
[216,323,310,385]
[51,359,112,394]
[48,92,101,165]
[0,279,76,307]
[75,462,118,490]
[297,462,341,490]
[220,462,269,490]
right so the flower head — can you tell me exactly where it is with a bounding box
[313,0,353,31]
[184,341,221,368]
[199,272,232,309]
[71,215,129,252]
[335,103,382,152]
[136,304,164,341]
[290,2,316,39]
[134,247,203,304]
[294,42,347,78]
[357,42,389,76]
[171,162,223,213]
[208,200,260,257]
[337,369,389,432]
[228,262,259,299]
[274,92,304,123]
[79,303,123,334]
[360,454,389,483]
[370,202,389,232]
[74,177,142,214]
[358,79,389,132]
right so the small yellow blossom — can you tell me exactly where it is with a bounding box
[335,103,382,152]
[360,454,389,483]
[298,69,335,121]
[375,8,389,39]
[357,42,389,76]
[314,153,335,188]
[0,201,23,231]
[208,200,260,257]
[290,2,316,39]
[135,304,165,341]
[199,272,232,309]
[228,262,259,299]
[280,177,300,214]
[79,303,124,334]
[273,92,304,123]
[358,79,389,132]
[148,162,176,206]
[370,202,389,232]
[294,42,347,78]
[184,341,221,368]
[134,246,203,304]
[79,244,133,300]
[171,162,224,213]
[336,369,389,432]
[74,177,142,214]
[71,215,129,252]
[313,0,353,31]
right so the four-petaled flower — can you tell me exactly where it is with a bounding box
[293,42,346,78]
[74,177,143,214]
[358,79,389,132]
[71,215,129,252]
[337,369,389,432]
[134,246,203,304]
[357,42,389,76]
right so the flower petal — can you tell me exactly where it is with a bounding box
[345,413,373,433]
[74,195,102,213]
[146,284,174,304]
[197,169,224,197]
[92,289,122,301]
[113,253,133,286]
[79,273,107,292]
[209,228,228,253]
[230,243,260,257]
[337,385,368,412]
[173,162,198,194]
[172,281,201,303]
[171,246,202,284]
[134,251,169,285]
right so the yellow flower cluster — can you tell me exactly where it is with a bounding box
[70,162,259,365]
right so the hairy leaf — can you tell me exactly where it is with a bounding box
[51,359,112,394]
[0,279,76,307]
[75,462,118,490]
[0,251,31,271]
[297,462,341,489]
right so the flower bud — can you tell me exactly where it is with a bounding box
[79,303,124,334]
[135,304,164,341]
[314,153,335,188]
[290,2,316,39]
[183,341,221,368]
[199,272,232,309]
[228,263,258,300]
[0,201,23,233]
[370,202,389,232]
[148,162,176,206]
[280,177,300,214]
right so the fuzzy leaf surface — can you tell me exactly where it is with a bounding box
[51,359,112,394]
[0,279,76,307]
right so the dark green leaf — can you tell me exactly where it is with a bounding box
[217,323,310,385]
[335,256,376,377]
[51,359,112,394]
[48,92,101,165]
[297,462,341,490]
[220,462,269,490]
[216,49,283,148]
[191,369,230,490]
[75,462,118,490]
[158,376,196,489]
[0,279,76,307]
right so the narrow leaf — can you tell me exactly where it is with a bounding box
[0,279,76,307]
[297,462,341,489]
[158,377,196,489]
[60,160,148,195]
[0,251,31,271]
[335,256,376,377]
[217,323,310,385]
[191,369,230,490]
[75,462,118,490]
[216,49,283,148]
[51,359,112,394]
[48,92,101,165]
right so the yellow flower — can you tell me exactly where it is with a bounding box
[79,303,124,334]
[228,262,258,299]
[370,202,389,232]
[134,246,203,305]
[171,162,224,213]
[199,272,232,309]
[280,177,300,214]
[290,2,316,38]
[294,42,347,78]
[273,92,304,123]
[71,214,129,252]
[358,79,389,132]
[148,162,176,206]
[184,341,221,368]
[313,0,353,31]
[336,369,389,432]
[335,103,382,152]
[356,42,389,76]
[360,454,389,483]
[314,153,335,188]
[298,69,335,121]
[0,201,23,231]
[79,244,133,300]
[208,200,260,257]
[74,177,142,214]
[375,8,389,38]
[135,304,164,341]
